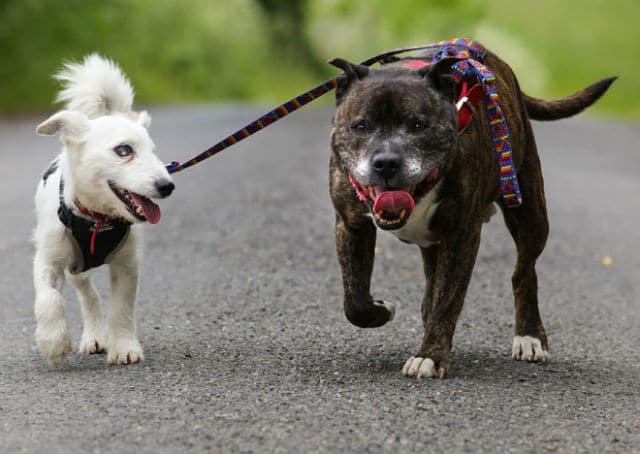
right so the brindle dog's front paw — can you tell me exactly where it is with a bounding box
[345,300,395,328]
[402,356,447,379]
[512,335,550,362]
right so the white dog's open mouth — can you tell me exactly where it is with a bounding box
[348,167,439,230]
[108,181,161,224]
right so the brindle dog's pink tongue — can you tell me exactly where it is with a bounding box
[373,191,415,214]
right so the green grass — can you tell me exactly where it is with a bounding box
[480,0,639,118]
[0,0,637,119]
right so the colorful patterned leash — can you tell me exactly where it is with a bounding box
[164,37,522,208]
[164,38,483,175]
[164,77,338,174]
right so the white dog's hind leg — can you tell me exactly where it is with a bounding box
[106,257,143,365]
[68,272,107,354]
[33,254,72,364]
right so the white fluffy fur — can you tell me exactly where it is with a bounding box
[55,53,134,118]
[33,54,173,366]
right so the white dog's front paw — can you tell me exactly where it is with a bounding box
[35,323,72,365]
[512,335,550,362]
[107,338,144,365]
[402,356,446,379]
[79,329,106,354]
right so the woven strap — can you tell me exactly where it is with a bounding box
[450,59,523,207]
[165,78,338,174]
[165,38,483,174]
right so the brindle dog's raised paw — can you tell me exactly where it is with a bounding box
[345,300,395,328]
[374,300,395,321]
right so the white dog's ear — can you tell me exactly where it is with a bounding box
[136,110,151,129]
[36,110,89,141]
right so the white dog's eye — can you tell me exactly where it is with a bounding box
[114,144,134,158]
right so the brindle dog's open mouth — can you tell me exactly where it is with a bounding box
[348,167,439,230]
[108,181,161,224]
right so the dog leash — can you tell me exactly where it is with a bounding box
[164,37,522,207]
[164,38,483,175]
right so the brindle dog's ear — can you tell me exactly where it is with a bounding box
[329,58,370,104]
[419,57,460,103]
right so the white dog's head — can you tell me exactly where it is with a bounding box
[37,53,174,224]
[37,109,174,224]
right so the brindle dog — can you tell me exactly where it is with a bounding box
[328,45,614,379]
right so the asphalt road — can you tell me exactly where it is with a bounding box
[1,106,639,453]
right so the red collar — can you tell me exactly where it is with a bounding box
[73,201,111,255]
[403,59,429,69]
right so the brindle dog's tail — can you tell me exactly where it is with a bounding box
[523,77,616,121]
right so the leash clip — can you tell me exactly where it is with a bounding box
[165,161,181,174]
[455,96,469,112]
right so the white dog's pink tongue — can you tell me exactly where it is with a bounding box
[373,190,415,214]
[131,193,161,224]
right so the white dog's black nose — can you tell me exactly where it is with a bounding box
[156,179,175,198]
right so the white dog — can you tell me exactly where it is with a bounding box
[33,54,174,365]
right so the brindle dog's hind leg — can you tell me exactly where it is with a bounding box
[500,137,550,363]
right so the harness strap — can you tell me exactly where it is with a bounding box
[71,201,108,254]
[449,59,523,207]
[419,42,523,207]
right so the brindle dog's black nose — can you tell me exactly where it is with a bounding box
[372,152,401,180]
[156,179,175,198]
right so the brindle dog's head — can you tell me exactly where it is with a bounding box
[330,57,459,230]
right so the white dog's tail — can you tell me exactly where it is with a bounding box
[54,53,134,118]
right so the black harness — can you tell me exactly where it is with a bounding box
[57,178,131,274]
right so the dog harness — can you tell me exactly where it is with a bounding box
[399,38,523,207]
[57,179,131,274]
[164,37,522,207]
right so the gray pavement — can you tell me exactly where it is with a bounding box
[0,106,639,453]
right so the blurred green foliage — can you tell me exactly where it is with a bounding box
[0,0,637,118]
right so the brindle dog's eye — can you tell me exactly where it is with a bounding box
[412,121,427,132]
[114,144,133,157]
[351,121,368,132]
